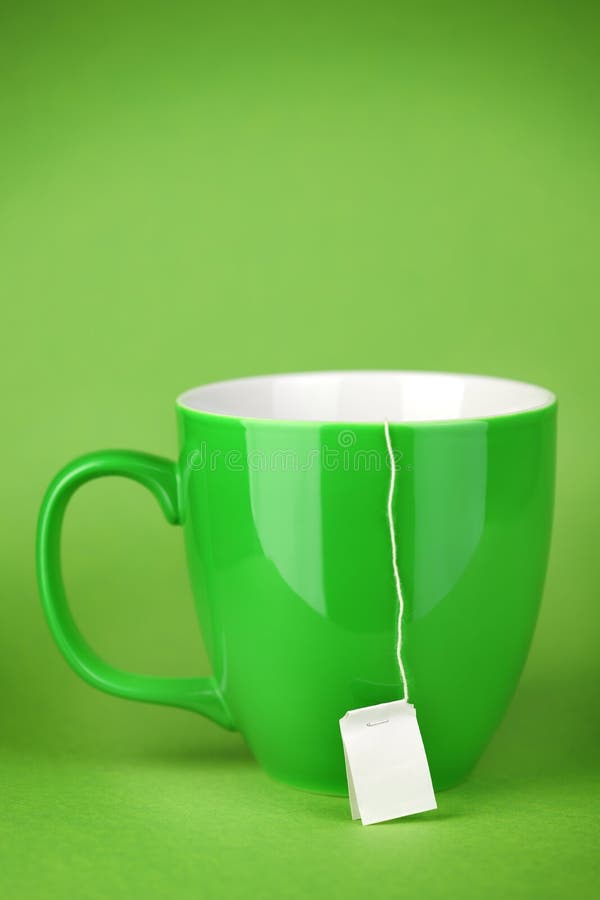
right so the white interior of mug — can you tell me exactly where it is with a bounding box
[177,371,555,424]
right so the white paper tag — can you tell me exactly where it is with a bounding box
[339,699,437,825]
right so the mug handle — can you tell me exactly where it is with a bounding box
[36,449,235,730]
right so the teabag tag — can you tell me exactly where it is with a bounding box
[339,699,436,825]
[339,422,436,825]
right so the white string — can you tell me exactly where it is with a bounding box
[384,420,409,703]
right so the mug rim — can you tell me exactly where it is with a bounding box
[176,370,556,426]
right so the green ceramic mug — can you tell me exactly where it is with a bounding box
[37,371,556,794]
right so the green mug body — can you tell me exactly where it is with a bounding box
[37,372,556,794]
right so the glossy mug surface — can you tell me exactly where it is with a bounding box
[37,371,556,793]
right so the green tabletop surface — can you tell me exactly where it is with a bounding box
[1,3,598,898]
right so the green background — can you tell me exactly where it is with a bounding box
[1,2,598,897]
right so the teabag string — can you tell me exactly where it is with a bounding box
[338,421,437,824]
[383,420,409,702]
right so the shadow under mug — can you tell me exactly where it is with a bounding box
[37,371,556,794]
